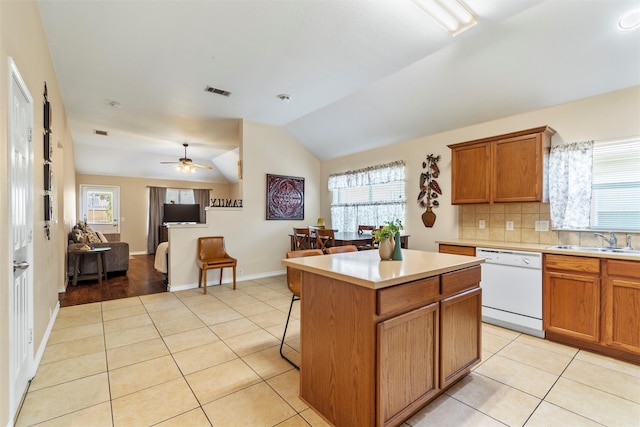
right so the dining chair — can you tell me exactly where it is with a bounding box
[292,227,311,250]
[281,249,324,369]
[315,228,335,253]
[196,236,237,294]
[357,225,375,234]
[326,245,358,254]
[308,225,325,240]
[356,225,375,250]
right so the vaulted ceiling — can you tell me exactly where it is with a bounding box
[37,0,640,183]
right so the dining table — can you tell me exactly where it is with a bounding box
[289,231,409,251]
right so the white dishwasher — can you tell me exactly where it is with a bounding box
[476,247,544,337]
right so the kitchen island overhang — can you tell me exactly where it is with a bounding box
[282,249,484,427]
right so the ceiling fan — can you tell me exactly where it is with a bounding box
[161,143,212,173]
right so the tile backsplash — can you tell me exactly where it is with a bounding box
[458,203,639,248]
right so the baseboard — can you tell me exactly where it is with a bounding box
[33,301,60,376]
[167,269,285,292]
[129,250,147,256]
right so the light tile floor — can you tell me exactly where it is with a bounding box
[16,276,640,427]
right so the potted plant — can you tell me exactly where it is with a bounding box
[374,219,403,260]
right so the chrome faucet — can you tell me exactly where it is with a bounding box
[626,234,633,249]
[594,232,617,248]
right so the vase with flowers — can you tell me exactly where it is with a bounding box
[373,219,404,260]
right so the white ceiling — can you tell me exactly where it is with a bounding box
[37,0,640,184]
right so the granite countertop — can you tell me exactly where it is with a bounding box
[281,249,483,290]
[436,239,640,261]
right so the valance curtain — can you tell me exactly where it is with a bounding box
[548,141,594,229]
[329,161,405,233]
[328,160,405,190]
[147,186,167,254]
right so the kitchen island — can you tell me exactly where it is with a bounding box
[282,249,484,427]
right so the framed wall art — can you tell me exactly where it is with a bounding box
[266,174,304,220]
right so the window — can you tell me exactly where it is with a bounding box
[590,138,640,230]
[329,161,405,232]
[80,185,120,234]
[165,188,195,204]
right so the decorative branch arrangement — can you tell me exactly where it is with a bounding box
[417,154,442,228]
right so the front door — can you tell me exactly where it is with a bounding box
[8,58,34,421]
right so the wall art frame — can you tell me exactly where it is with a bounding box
[266,174,304,220]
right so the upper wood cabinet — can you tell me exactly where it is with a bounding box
[448,126,555,204]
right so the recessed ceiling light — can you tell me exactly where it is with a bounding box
[619,9,640,31]
[277,94,292,103]
[110,101,122,109]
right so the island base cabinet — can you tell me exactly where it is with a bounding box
[299,265,482,427]
[440,287,482,388]
[377,303,439,427]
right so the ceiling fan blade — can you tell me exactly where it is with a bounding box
[191,163,213,169]
[160,161,181,164]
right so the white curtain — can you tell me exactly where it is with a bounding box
[328,160,405,189]
[329,161,405,232]
[548,141,594,229]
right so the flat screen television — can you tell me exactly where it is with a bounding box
[163,203,201,224]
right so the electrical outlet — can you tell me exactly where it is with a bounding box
[478,220,485,229]
[238,268,243,276]
[506,221,514,231]
[535,220,549,232]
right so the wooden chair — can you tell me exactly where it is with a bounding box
[357,225,375,250]
[326,245,358,254]
[281,249,324,369]
[292,227,310,250]
[357,225,375,234]
[197,236,236,294]
[308,225,325,241]
[315,228,335,253]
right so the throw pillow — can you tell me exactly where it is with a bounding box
[71,228,85,243]
[96,231,109,243]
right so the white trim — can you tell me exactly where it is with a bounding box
[167,270,285,292]
[33,302,60,374]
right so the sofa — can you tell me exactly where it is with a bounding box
[67,222,129,278]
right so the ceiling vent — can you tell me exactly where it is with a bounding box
[204,86,231,97]
[94,129,108,136]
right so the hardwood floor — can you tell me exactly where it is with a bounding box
[59,254,168,307]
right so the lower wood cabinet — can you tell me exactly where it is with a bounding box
[440,287,482,388]
[543,254,601,343]
[603,259,640,355]
[378,303,439,427]
[438,244,476,256]
[543,254,640,364]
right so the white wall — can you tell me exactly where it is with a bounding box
[320,86,640,252]
[0,1,75,424]
[166,119,322,288]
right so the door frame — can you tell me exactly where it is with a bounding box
[7,57,35,422]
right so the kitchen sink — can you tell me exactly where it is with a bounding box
[548,245,640,255]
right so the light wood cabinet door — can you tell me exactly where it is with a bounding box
[544,270,601,343]
[603,260,640,355]
[492,133,544,202]
[378,302,439,427]
[440,287,482,388]
[450,143,490,204]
